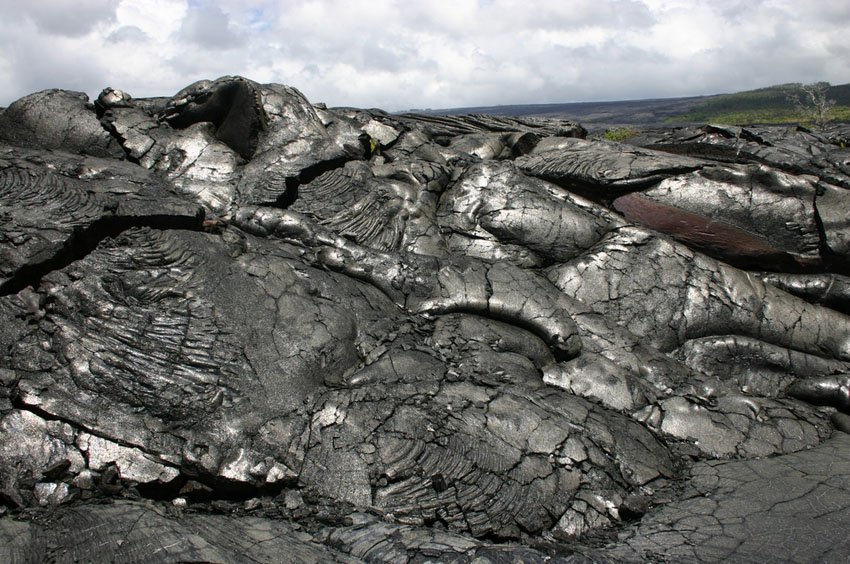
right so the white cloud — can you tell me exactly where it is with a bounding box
[106,25,150,43]
[0,0,117,37]
[0,0,847,111]
[115,0,187,42]
[178,1,244,49]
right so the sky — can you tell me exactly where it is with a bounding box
[0,0,847,111]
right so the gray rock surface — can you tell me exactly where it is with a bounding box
[1,76,849,562]
[626,123,850,190]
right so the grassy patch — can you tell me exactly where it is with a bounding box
[603,127,640,142]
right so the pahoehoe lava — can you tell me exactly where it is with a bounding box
[1,76,850,562]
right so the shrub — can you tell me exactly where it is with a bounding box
[603,127,639,142]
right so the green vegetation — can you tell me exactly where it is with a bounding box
[672,106,850,127]
[668,83,850,127]
[602,127,639,142]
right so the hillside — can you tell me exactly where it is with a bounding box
[671,83,850,126]
[427,83,850,131]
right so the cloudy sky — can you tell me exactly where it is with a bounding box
[0,0,847,111]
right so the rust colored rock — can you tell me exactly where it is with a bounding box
[613,191,797,269]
